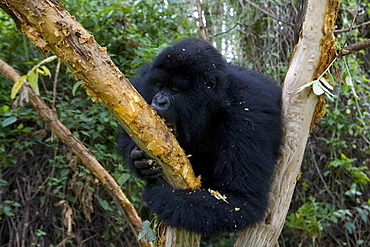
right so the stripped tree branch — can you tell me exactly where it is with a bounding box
[0,58,151,247]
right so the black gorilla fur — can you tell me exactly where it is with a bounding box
[117,38,282,235]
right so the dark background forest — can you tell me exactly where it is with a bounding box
[0,0,369,246]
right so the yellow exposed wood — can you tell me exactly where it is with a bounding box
[1,0,201,246]
[1,0,200,190]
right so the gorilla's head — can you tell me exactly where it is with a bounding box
[136,39,228,145]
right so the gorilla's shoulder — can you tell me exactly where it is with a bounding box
[225,64,281,101]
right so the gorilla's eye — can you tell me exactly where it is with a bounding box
[171,87,181,93]
[153,82,162,87]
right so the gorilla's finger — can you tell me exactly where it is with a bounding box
[133,159,156,169]
[131,148,146,160]
[140,166,162,176]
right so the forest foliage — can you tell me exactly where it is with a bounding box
[0,0,369,246]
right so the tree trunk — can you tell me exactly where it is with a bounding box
[0,0,340,246]
[234,0,339,246]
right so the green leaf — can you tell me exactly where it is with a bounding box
[0,179,9,186]
[342,83,349,94]
[11,76,26,99]
[328,72,335,85]
[28,70,39,95]
[72,81,82,96]
[2,105,10,111]
[355,207,368,224]
[98,198,111,211]
[345,221,356,234]
[17,123,24,129]
[117,173,130,186]
[22,127,32,133]
[138,220,156,242]
[60,168,70,178]
[2,116,17,127]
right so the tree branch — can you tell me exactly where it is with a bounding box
[0,0,200,189]
[334,20,370,33]
[342,39,370,54]
[0,58,151,247]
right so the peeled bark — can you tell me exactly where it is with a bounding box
[0,0,200,190]
[234,0,339,246]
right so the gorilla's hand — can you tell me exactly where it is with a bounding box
[130,147,162,181]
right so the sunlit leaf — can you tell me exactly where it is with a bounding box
[27,70,39,95]
[320,77,333,90]
[312,82,324,95]
[297,81,314,93]
[37,65,52,77]
[11,76,26,99]
[345,76,353,86]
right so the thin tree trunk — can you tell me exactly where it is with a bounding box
[234,0,339,246]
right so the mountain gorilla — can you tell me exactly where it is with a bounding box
[117,38,282,235]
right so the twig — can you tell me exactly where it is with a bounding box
[209,23,240,38]
[196,0,208,40]
[52,59,61,111]
[341,39,370,55]
[334,20,370,33]
[241,0,294,27]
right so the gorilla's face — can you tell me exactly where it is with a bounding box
[146,69,189,137]
[133,39,228,146]
[140,66,223,146]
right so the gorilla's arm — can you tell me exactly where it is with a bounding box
[126,124,276,235]
[142,179,264,235]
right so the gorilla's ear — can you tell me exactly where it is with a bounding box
[204,70,226,90]
[205,77,217,89]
